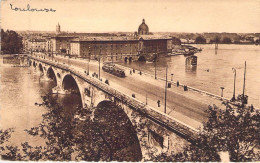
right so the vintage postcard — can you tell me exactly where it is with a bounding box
[0,0,259,162]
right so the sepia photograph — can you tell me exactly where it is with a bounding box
[0,0,259,161]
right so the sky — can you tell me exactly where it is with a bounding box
[1,0,260,33]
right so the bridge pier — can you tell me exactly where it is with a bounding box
[52,86,69,95]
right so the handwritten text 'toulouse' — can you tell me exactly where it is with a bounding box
[10,4,56,12]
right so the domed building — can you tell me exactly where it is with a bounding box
[138,19,149,35]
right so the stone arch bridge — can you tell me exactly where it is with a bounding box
[30,56,198,160]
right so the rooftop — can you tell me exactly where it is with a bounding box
[70,35,172,42]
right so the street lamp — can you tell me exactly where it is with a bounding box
[155,41,159,80]
[111,44,113,64]
[164,66,168,113]
[231,68,236,101]
[242,61,246,99]
[88,45,90,75]
[220,87,224,98]
[99,49,101,80]
[146,94,148,105]
[94,44,96,60]
[154,54,157,79]
[67,54,70,66]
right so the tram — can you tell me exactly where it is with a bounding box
[102,63,126,77]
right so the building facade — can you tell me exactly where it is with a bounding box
[27,39,47,52]
[69,35,172,61]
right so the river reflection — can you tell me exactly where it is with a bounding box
[185,65,197,73]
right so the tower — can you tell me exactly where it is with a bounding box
[56,23,61,34]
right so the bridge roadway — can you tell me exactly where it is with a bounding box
[34,54,225,129]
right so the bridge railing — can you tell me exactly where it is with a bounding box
[30,56,200,140]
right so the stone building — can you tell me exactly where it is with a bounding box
[50,35,77,55]
[27,39,47,52]
[70,35,172,61]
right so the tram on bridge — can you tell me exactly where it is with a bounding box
[102,63,126,77]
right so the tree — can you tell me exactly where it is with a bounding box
[0,128,23,160]
[222,37,232,44]
[152,97,260,162]
[0,95,141,161]
[172,37,181,45]
[195,36,206,44]
[1,29,23,54]
[210,36,221,44]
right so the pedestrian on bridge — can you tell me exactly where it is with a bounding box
[157,100,160,107]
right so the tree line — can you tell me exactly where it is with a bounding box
[1,29,23,54]
[194,35,259,44]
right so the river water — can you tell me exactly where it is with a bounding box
[0,66,81,147]
[120,44,260,108]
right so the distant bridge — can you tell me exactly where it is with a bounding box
[29,55,198,160]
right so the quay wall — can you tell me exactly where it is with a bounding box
[0,54,29,67]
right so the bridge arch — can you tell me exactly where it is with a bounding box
[95,100,142,161]
[138,56,146,61]
[47,67,57,84]
[62,74,84,106]
[33,61,36,67]
[39,63,44,73]
[129,57,133,62]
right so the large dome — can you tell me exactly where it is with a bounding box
[138,19,149,35]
